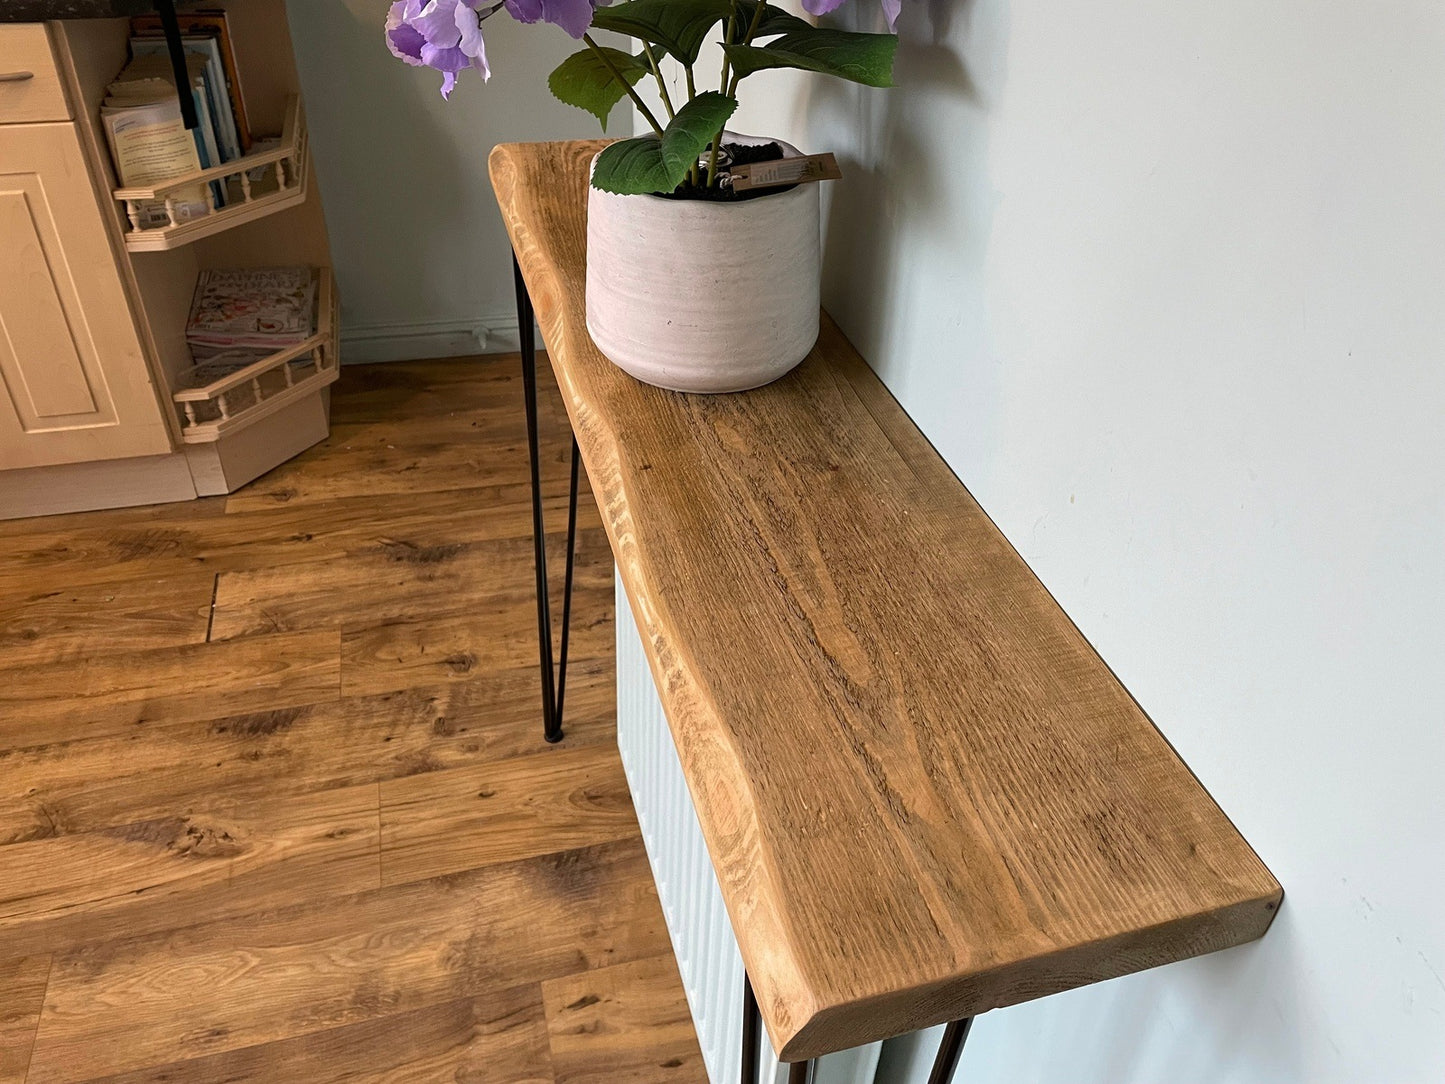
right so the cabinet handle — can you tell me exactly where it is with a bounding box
[0,71,36,82]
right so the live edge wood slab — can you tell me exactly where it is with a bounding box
[491,140,1282,1062]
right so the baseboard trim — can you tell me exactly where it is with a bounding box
[340,313,524,363]
[0,453,197,520]
[480,312,523,354]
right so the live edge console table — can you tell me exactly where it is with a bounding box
[491,139,1281,1081]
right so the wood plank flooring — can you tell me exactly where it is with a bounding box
[0,357,703,1083]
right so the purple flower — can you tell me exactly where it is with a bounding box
[386,0,490,98]
[504,0,596,39]
[802,0,900,32]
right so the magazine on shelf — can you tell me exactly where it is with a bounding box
[187,267,318,360]
[129,10,252,152]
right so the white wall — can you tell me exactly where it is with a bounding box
[705,0,1444,1080]
[286,0,617,360]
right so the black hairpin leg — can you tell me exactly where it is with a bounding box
[743,970,814,1083]
[514,252,578,745]
[740,964,973,1084]
[556,437,580,723]
[741,973,760,1084]
[926,1016,974,1084]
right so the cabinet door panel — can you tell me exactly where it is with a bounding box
[0,187,101,419]
[0,122,169,470]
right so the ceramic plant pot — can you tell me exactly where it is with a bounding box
[585,135,820,394]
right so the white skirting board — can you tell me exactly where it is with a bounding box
[339,312,531,363]
[615,570,955,1083]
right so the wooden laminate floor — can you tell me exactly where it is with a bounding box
[0,357,705,1083]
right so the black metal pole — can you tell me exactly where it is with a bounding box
[926,1017,974,1084]
[513,253,559,743]
[153,0,198,129]
[554,437,580,733]
[741,973,760,1084]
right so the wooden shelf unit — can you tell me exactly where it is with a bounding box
[172,266,336,443]
[5,3,339,512]
[115,94,308,253]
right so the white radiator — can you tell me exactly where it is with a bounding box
[615,571,950,1084]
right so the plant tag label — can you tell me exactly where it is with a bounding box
[730,153,843,191]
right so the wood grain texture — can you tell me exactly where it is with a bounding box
[0,629,341,750]
[0,572,213,669]
[25,840,668,1083]
[0,662,616,847]
[70,985,553,1084]
[209,525,609,640]
[222,422,574,511]
[0,483,573,592]
[0,355,700,1082]
[339,595,613,700]
[380,745,639,886]
[542,954,708,1083]
[0,956,50,1084]
[492,139,1284,1060]
[0,784,381,957]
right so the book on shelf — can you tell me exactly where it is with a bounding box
[109,52,226,208]
[127,36,242,165]
[187,267,318,361]
[129,9,252,153]
[100,84,209,229]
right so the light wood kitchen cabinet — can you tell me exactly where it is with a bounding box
[0,21,70,122]
[0,7,335,520]
[0,119,172,470]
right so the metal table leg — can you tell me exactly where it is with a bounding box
[556,438,580,724]
[742,973,761,1084]
[743,971,815,1082]
[513,251,579,745]
[740,963,974,1084]
[927,1016,974,1083]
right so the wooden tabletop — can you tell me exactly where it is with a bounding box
[490,140,1281,1062]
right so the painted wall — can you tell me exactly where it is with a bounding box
[642,1,1445,1080]
[285,1,616,360]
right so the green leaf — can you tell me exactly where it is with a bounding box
[591,92,739,195]
[590,136,674,195]
[722,28,898,87]
[658,91,738,181]
[589,0,732,65]
[730,0,814,41]
[547,47,648,132]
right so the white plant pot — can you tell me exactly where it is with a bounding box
[585,136,820,394]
